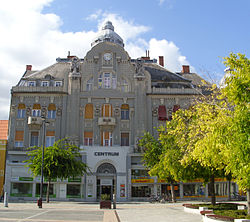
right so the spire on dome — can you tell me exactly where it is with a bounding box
[91,21,124,47]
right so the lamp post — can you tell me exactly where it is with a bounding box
[38,116,46,208]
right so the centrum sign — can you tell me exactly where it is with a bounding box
[94,152,119,156]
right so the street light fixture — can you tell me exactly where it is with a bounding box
[28,116,47,208]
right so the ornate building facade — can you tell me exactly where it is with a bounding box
[5,21,233,201]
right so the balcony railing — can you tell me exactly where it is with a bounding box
[12,86,66,93]
[150,87,201,95]
[98,117,116,126]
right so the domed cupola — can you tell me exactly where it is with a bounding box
[91,21,124,47]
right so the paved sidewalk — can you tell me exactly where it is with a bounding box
[0,201,202,222]
[116,202,202,222]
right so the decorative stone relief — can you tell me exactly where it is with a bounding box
[56,107,62,116]
[50,96,54,103]
[114,104,120,117]
[160,98,164,105]
[35,96,39,103]
[95,104,101,117]
[79,107,84,116]
[26,106,31,116]
[41,106,47,117]
[152,106,158,117]
[105,97,109,103]
[10,105,16,116]
[134,61,145,81]
[20,97,24,103]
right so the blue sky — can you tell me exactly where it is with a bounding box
[0,0,249,119]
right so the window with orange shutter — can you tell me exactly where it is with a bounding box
[85,104,93,119]
[15,131,24,147]
[84,131,93,146]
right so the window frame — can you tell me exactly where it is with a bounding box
[28,81,36,87]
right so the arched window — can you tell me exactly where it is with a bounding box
[32,104,41,117]
[85,104,93,119]
[17,104,26,118]
[121,104,129,120]
[98,73,116,89]
[121,79,129,92]
[47,104,56,119]
[86,77,93,91]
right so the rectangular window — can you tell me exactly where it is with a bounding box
[36,183,56,198]
[102,104,112,117]
[112,74,117,89]
[28,81,36,86]
[84,132,93,146]
[47,110,56,119]
[41,81,49,86]
[32,109,41,117]
[121,110,129,120]
[17,109,26,118]
[104,73,111,88]
[98,74,103,88]
[121,133,129,146]
[30,132,39,147]
[15,131,24,147]
[102,131,112,146]
[55,81,62,87]
[46,131,55,147]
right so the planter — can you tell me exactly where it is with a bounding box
[100,200,112,209]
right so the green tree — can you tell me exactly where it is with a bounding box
[24,138,89,202]
[222,53,250,213]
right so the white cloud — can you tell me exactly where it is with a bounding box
[0,2,192,120]
[159,0,165,6]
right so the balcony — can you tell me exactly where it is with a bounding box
[11,86,66,94]
[98,117,116,126]
[150,87,201,95]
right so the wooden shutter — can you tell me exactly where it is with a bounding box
[33,104,41,109]
[48,104,56,110]
[84,131,93,138]
[121,104,129,110]
[85,104,93,119]
[18,104,26,109]
[46,131,55,136]
[158,105,167,121]
[15,131,24,141]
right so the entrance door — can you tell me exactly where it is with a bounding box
[101,185,112,200]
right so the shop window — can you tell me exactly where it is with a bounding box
[85,104,93,119]
[30,131,39,147]
[36,183,56,198]
[15,130,24,147]
[121,104,129,120]
[161,184,180,197]
[86,77,93,91]
[208,182,228,196]
[102,104,112,117]
[131,169,150,179]
[46,131,55,147]
[11,183,32,197]
[183,183,205,196]
[121,133,129,146]
[47,104,56,119]
[101,131,112,146]
[132,186,152,197]
[158,105,167,121]
[32,104,41,117]
[67,184,81,198]
[84,131,93,146]
[17,104,26,118]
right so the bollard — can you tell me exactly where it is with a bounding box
[4,192,8,207]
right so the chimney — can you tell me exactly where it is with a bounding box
[182,65,190,73]
[159,56,164,67]
[26,65,32,71]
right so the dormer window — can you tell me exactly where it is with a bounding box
[55,81,62,87]
[28,81,36,86]
[41,81,49,86]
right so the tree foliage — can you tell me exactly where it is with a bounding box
[24,138,89,202]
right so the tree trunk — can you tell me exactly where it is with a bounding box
[170,183,176,203]
[247,189,250,215]
[46,180,50,203]
[228,180,231,201]
[210,174,216,205]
